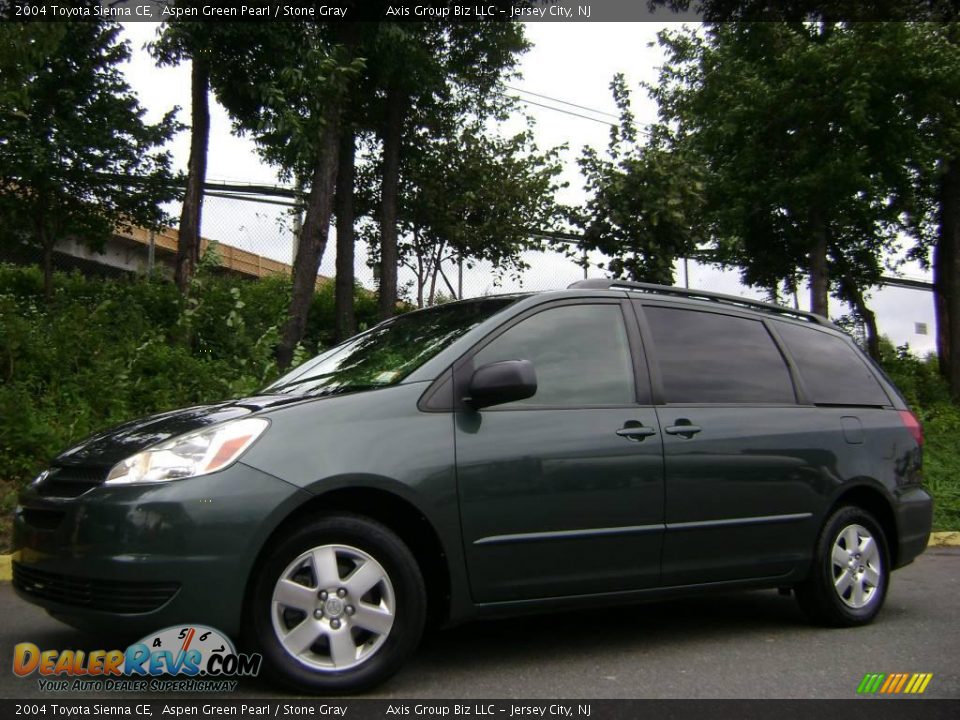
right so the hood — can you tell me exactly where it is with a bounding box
[53,395,307,470]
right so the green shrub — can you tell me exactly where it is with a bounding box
[922,403,960,531]
[0,264,380,548]
[879,339,960,530]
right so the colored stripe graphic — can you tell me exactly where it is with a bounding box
[858,673,933,695]
[879,674,896,693]
[858,673,885,693]
[893,674,909,693]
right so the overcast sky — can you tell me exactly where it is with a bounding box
[119,21,937,353]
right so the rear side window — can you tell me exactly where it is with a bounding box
[775,323,890,406]
[472,304,636,407]
[642,306,795,404]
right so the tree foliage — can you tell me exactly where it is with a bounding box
[0,22,180,296]
[578,74,706,285]
[647,5,960,394]
[390,120,565,307]
[646,23,948,347]
[360,22,530,319]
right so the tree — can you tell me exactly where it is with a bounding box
[271,26,363,369]
[881,22,960,399]
[578,74,706,285]
[648,3,960,396]
[150,22,216,295]
[393,120,565,307]
[364,22,529,319]
[0,22,179,297]
[205,22,365,369]
[650,23,925,330]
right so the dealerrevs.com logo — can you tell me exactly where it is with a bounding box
[13,625,262,692]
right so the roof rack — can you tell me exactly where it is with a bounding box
[568,278,834,327]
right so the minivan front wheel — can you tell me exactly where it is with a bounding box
[796,506,890,627]
[249,514,426,693]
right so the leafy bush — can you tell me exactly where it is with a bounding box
[879,339,960,530]
[0,264,378,547]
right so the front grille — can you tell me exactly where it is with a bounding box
[13,563,180,614]
[36,466,106,498]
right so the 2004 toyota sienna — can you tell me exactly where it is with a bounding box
[13,280,933,692]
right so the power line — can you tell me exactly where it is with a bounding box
[505,85,653,136]
[506,93,654,136]
[505,85,621,120]
[507,94,618,127]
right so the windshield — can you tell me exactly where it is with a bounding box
[264,297,520,396]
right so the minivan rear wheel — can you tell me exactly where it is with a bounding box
[249,513,426,693]
[796,505,889,627]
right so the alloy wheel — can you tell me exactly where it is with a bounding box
[270,544,395,671]
[830,523,882,609]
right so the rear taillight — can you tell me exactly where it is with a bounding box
[898,410,924,446]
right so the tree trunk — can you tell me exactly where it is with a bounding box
[427,239,446,306]
[175,55,210,294]
[809,220,830,317]
[276,104,343,370]
[378,81,406,320]
[839,274,881,361]
[935,157,960,400]
[334,126,356,342]
[861,301,881,362]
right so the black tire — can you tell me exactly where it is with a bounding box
[248,513,426,694]
[796,505,890,627]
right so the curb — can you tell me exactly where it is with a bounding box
[0,533,958,582]
[927,530,960,548]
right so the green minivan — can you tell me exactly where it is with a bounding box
[13,280,933,692]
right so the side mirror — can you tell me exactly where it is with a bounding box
[466,360,537,409]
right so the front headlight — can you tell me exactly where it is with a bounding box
[105,417,269,485]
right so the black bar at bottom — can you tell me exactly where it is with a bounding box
[1,699,958,720]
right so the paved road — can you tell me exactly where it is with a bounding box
[1,549,958,700]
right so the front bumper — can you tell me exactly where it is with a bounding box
[894,484,934,569]
[12,462,308,639]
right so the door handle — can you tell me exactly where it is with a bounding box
[664,423,702,438]
[616,422,657,441]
